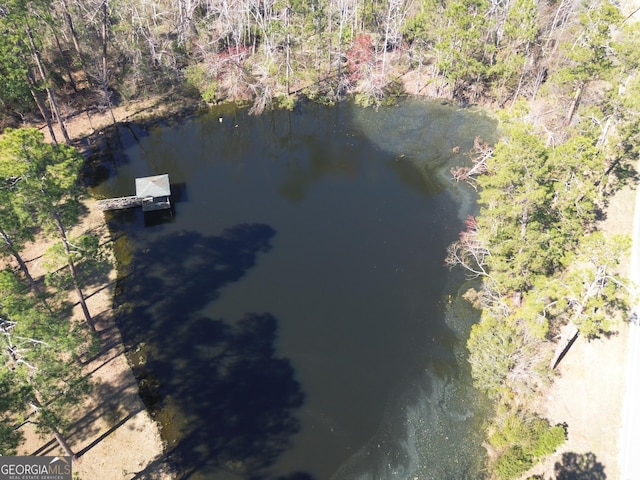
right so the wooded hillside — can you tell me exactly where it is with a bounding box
[1,0,638,125]
[2,0,639,478]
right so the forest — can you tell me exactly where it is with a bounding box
[0,0,637,122]
[1,0,640,478]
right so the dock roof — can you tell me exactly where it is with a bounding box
[135,174,171,198]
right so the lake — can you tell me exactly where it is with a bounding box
[94,98,496,479]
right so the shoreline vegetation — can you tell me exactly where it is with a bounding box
[0,0,639,478]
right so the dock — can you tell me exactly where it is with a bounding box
[96,174,172,212]
[96,196,142,211]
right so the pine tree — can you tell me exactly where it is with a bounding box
[0,283,90,457]
[0,128,95,332]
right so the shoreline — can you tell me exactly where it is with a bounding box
[13,197,172,479]
[22,83,633,478]
[12,96,197,478]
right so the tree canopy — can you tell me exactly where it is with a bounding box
[0,0,635,118]
[0,0,637,476]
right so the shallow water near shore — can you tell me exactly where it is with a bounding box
[96,98,496,479]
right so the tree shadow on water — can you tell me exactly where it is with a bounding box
[117,223,277,344]
[114,223,310,479]
[554,452,606,480]
[161,313,306,479]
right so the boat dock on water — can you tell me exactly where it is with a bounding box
[96,174,172,212]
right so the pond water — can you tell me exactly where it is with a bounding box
[95,98,496,479]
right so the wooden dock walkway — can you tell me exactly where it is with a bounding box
[96,196,142,211]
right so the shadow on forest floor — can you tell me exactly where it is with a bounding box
[553,452,606,480]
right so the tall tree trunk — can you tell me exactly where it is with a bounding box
[59,0,91,87]
[52,428,76,459]
[25,68,58,144]
[0,226,51,313]
[564,82,585,126]
[48,90,71,144]
[101,0,117,125]
[327,1,332,75]
[102,1,108,87]
[52,29,78,92]
[25,23,72,144]
[285,5,291,95]
[59,0,83,60]
[382,1,392,76]
[32,392,77,459]
[52,211,96,333]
